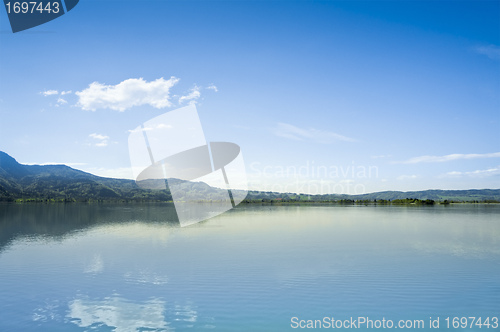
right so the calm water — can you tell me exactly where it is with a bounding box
[0,203,499,331]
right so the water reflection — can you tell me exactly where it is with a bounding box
[0,204,498,331]
[67,296,170,331]
[0,203,179,253]
[124,270,169,285]
[84,253,104,274]
[32,299,62,323]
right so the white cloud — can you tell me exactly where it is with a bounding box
[76,77,179,111]
[178,85,201,104]
[273,122,355,143]
[206,84,218,92]
[395,152,500,164]
[83,167,134,179]
[89,133,109,140]
[128,123,173,134]
[41,90,58,96]
[396,174,418,180]
[440,167,500,178]
[89,133,109,147]
[61,90,72,95]
[57,98,68,105]
[22,162,87,167]
[475,45,500,61]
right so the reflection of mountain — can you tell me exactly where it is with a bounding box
[0,203,179,253]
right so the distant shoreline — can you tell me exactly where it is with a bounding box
[2,198,499,205]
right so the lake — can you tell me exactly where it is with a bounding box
[0,203,499,331]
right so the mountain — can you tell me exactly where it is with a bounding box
[246,189,500,203]
[1,151,499,202]
[0,151,227,202]
[0,151,155,201]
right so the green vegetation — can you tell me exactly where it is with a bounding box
[241,197,441,205]
[1,151,499,204]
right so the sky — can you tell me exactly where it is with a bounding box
[0,0,499,194]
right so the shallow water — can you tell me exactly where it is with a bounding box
[0,203,499,331]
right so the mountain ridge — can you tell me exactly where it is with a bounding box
[1,151,499,202]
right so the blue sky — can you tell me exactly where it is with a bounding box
[1,0,499,194]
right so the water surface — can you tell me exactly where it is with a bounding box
[0,203,499,331]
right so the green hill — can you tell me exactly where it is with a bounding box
[1,151,499,203]
[0,151,228,202]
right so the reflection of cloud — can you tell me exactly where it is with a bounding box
[67,296,170,332]
[33,300,61,322]
[174,304,197,323]
[273,122,355,143]
[124,271,168,285]
[412,241,500,259]
[84,253,103,274]
[395,152,500,164]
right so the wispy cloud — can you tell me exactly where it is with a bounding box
[440,167,500,178]
[41,90,58,96]
[56,98,68,106]
[206,84,218,92]
[396,174,418,180]
[76,77,179,111]
[395,152,500,164]
[89,133,109,147]
[475,44,500,61]
[128,123,173,134]
[23,162,87,167]
[178,85,201,104]
[273,122,355,143]
[371,154,392,159]
[83,167,134,179]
